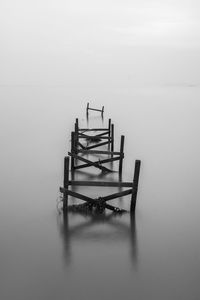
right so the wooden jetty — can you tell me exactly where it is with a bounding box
[60,156,141,213]
[74,118,114,151]
[59,103,141,214]
[70,130,124,173]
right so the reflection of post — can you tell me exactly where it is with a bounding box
[62,211,71,265]
[130,214,138,267]
[58,212,138,266]
[71,169,76,205]
[63,156,69,210]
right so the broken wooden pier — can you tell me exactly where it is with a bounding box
[59,103,141,214]
[60,156,141,213]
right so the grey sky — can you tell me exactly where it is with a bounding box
[1,0,200,86]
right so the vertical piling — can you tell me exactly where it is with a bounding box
[108,119,111,150]
[111,124,114,155]
[130,160,141,213]
[86,103,89,114]
[74,118,78,154]
[63,156,70,210]
[119,135,125,173]
[71,131,75,170]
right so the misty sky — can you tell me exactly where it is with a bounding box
[1,0,200,87]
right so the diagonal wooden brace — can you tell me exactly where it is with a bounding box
[68,151,112,172]
[60,187,119,212]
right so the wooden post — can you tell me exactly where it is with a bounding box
[119,135,125,173]
[102,106,104,115]
[71,132,75,170]
[108,119,111,150]
[74,119,78,154]
[86,103,89,114]
[75,118,78,132]
[111,124,114,155]
[130,160,141,213]
[108,119,111,135]
[63,156,70,210]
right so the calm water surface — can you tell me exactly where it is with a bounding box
[0,86,200,300]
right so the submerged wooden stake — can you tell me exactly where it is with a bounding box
[119,135,125,174]
[71,132,75,170]
[111,124,114,154]
[130,160,141,213]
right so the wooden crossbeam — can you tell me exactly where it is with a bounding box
[86,103,104,114]
[78,133,111,140]
[60,187,94,203]
[84,140,111,150]
[93,131,110,137]
[75,118,112,138]
[71,133,124,173]
[60,187,118,212]
[62,151,141,214]
[68,180,133,187]
[68,152,112,172]
[78,149,121,155]
[73,156,121,168]
[100,189,133,202]
[69,151,121,171]
[78,128,109,132]
[77,142,85,149]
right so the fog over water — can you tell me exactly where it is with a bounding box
[1,1,200,300]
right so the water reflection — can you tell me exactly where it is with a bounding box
[58,210,138,267]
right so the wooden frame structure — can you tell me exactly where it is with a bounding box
[86,102,104,115]
[74,118,114,152]
[70,132,125,173]
[60,156,141,214]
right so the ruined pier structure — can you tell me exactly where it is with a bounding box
[60,103,141,214]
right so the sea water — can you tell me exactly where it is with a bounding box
[0,86,200,300]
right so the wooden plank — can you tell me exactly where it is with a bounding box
[85,141,110,150]
[77,142,86,149]
[68,152,111,172]
[78,134,111,140]
[60,187,95,204]
[68,180,133,187]
[73,163,111,172]
[71,155,121,170]
[88,108,102,112]
[78,128,109,131]
[101,189,133,202]
[95,131,109,137]
[131,160,141,212]
[60,188,118,212]
[78,149,121,155]
[95,156,121,164]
